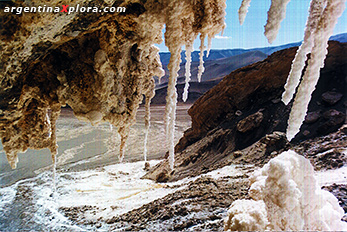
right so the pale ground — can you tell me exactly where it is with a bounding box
[0,104,192,187]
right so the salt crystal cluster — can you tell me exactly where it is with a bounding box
[238,0,346,141]
[284,0,346,140]
[224,150,347,231]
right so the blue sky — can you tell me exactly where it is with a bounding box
[157,0,347,51]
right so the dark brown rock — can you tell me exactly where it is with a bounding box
[143,162,151,171]
[304,111,321,124]
[318,109,346,134]
[164,41,347,184]
[294,126,347,171]
[322,91,343,105]
[236,111,263,133]
[108,176,250,231]
[175,41,347,154]
[323,109,345,120]
[145,131,289,182]
[303,130,310,136]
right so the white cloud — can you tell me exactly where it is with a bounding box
[214,35,232,39]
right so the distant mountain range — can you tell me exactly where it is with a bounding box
[153,50,267,104]
[158,50,268,87]
[151,33,347,104]
[159,33,347,65]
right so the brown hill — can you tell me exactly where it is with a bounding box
[145,41,347,182]
[152,51,268,104]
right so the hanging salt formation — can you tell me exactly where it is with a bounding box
[264,0,291,44]
[282,0,327,105]
[285,0,346,140]
[197,35,206,83]
[238,0,252,25]
[0,2,164,171]
[239,0,346,141]
[143,82,155,163]
[2,0,345,174]
[143,99,150,162]
[48,107,60,192]
[164,0,226,170]
[183,43,193,102]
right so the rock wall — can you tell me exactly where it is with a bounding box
[145,41,347,182]
[0,0,166,168]
[179,41,346,151]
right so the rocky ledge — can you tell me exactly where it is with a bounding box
[145,41,347,183]
[58,126,347,231]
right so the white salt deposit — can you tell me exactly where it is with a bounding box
[264,0,291,44]
[316,166,347,186]
[282,0,327,105]
[197,34,206,83]
[224,150,347,231]
[286,0,346,141]
[238,0,252,25]
[183,43,193,102]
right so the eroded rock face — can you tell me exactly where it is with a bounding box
[146,41,346,182]
[0,0,227,168]
[176,41,347,153]
[0,0,164,168]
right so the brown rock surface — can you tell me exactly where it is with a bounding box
[322,91,343,105]
[102,176,249,231]
[0,0,227,168]
[177,41,347,153]
[304,111,321,124]
[236,111,263,133]
[0,0,163,168]
[144,131,289,182]
[147,41,346,183]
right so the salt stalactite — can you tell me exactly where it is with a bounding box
[163,0,226,170]
[286,0,346,141]
[49,106,60,193]
[143,93,153,162]
[264,0,291,44]
[206,35,212,58]
[183,43,193,102]
[165,48,180,170]
[282,0,327,105]
[197,34,206,83]
[6,152,18,169]
[143,103,149,162]
[118,126,129,162]
[238,0,252,25]
[163,0,188,171]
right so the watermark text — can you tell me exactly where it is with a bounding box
[3,4,126,15]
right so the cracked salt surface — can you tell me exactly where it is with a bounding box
[0,158,244,231]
